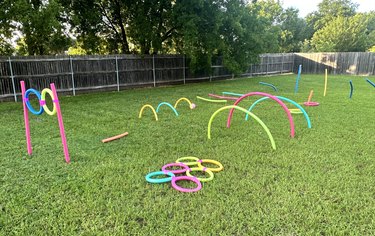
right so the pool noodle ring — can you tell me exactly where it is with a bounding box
[197,159,224,172]
[40,88,57,116]
[227,92,295,138]
[289,108,303,114]
[246,96,311,129]
[156,102,179,116]
[139,104,158,121]
[259,82,278,92]
[196,96,227,103]
[174,97,194,109]
[186,167,214,182]
[349,80,353,98]
[161,162,189,174]
[145,171,175,184]
[303,102,320,106]
[208,105,276,150]
[25,88,44,115]
[171,176,202,193]
[176,156,200,166]
[222,92,244,97]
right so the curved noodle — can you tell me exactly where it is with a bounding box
[208,105,276,150]
[138,104,158,121]
[259,82,278,91]
[349,80,353,98]
[174,97,193,109]
[156,102,179,116]
[227,92,295,138]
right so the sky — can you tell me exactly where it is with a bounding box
[282,0,375,17]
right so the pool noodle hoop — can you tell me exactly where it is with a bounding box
[102,132,129,143]
[222,92,244,97]
[156,102,179,116]
[24,88,44,115]
[161,162,189,174]
[175,156,200,166]
[208,105,276,150]
[171,176,202,193]
[245,96,311,129]
[366,78,375,88]
[294,64,302,94]
[145,171,175,184]
[349,80,353,98]
[208,93,238,101]
[41,88,57,115]
[196,96,227,103]
[186,167,214,182]
[227,92,295,138]
[174,97,195,109]
[197,159,224,172]
[139,104,159,121]
[259,82,278,92]
[21,81,70,163]
[324,69,328,96]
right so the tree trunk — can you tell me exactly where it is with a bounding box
[114,0,130,53]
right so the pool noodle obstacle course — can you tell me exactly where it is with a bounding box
[366,78,375,88]
[349,80,354,98]
[146,157,223,192]
[303,90,319,106]
[259,82,278,92]
[226,92,295,138]
[102,132,129,143]
[245,96,311,129]
[20,81,70,163]
[294,64,302,94]
[207,105,276,150]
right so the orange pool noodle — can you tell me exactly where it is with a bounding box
[102,132,129,143]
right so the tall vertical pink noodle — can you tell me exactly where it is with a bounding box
[226,92,295,138]
[50,83,70,163]
[20,81,32,155]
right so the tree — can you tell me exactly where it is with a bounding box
[310,14,369,52]
[0,0,15,55]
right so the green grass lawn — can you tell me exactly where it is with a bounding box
[1,74,375,235]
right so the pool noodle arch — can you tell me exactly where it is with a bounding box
[139,104,159,121]
[156,102,179,116]
[227,92,295,138]
[174,97,193,109]
[196,96,227,103]
[245,96,311,128]
[208,105,276,150]
[259,82,278,92]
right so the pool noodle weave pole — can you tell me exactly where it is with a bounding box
[50,83,70,163]
[349,80,353,98]
[307,90,313,103]
[324,69,328,96]
[20,81,32,155]
[102,132,129,143]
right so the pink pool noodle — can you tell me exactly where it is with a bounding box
[20,81,32,155]
[50,83,70,163]
[226,92,295,138]
[208,93,238,101]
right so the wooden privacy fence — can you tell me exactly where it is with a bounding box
[0,53,294,102]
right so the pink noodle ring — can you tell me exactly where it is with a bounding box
[171,176,202,192]
[161,162,189,174]
[303,102,320,106]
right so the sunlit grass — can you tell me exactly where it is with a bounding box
[1,73,374,234]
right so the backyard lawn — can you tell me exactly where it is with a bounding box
[1,74,374,235]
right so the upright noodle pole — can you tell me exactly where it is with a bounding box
[174,97,195,109]
[227,92,295,138]
[324,69,328,96]
[246,96,311,129]
[366,78,375,88]
[349,80,354,99]
[156,102,179,116]
[304,90,319,106]
[196,96,227,103]
[294,64,302,94]
[20,81,32,155]
[139,104,158,121]
[307,90,313,103]
[208,105,276,150]
[259,82,278,92]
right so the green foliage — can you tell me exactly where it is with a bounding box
[1,74,375,234]
[310,14,370,52]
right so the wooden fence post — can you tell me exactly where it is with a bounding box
[8,57,17,102]
[115,56,120,92]
[69,56,76,96]
[183,55,186,85]
[152,55,156,87]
